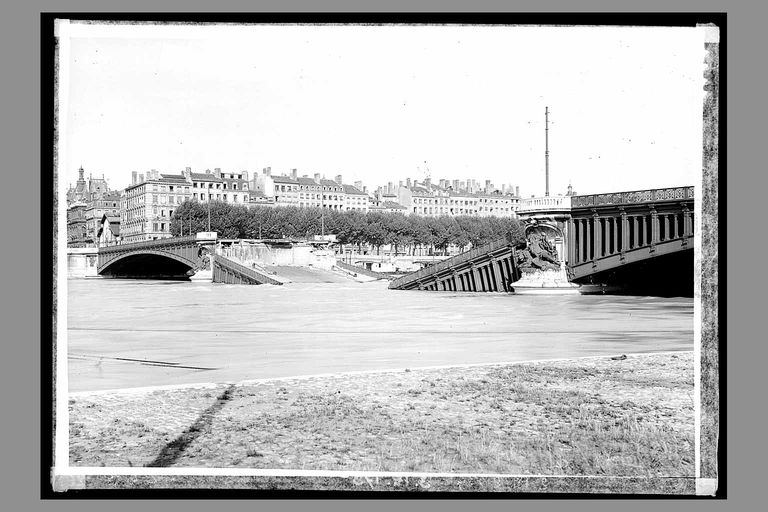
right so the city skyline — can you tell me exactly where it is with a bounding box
[59,22,706,198]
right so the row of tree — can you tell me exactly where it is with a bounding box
[170,201,526,255]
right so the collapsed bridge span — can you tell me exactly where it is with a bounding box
[388,234,521,292]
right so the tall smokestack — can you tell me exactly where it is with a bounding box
[291,169,298,180]
[335,174,343,185]
[314,173,321,183]
[132,171,137,185]
[516,186,520,197]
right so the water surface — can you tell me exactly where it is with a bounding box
[67,278,693,392]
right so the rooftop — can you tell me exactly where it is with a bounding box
[382,201,407,210]
[272,175,299,184]
[342,184,366,195]
[190,172,222,182]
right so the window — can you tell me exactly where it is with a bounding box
[153,194,158,204]
[161,210,166,217]
[193,182,198,188]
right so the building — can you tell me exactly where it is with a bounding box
[186,167,251,206]
[342,184,369,212]
[84,192,121,244]
[120,170,193,243]
[297,174,323,208]
[370,201,408,214]
[66,203,88,246]
[66,166,112,206]
[96,214,120,247]
[247,189,276,208]
[320,178,345,210]
[66,166,121,246]
[391,177,521,218]
[251,167,301,207]
[253,168,370,212]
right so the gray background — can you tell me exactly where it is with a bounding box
[2,0,745,509]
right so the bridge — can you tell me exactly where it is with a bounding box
[388,234,521,291]
[566,186,694,295]
[97,234,283,285]
[389,186,694,296]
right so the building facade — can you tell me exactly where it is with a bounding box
[84,193,121,244]
[187,167,251,205]
[121,170,193,243]
[394,179,521,218]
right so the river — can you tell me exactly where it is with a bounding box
[66,278,693,393]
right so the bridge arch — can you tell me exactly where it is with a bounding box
[98,249,198,279]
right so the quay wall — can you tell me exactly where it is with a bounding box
[67,248,99,278]
[218,243,336,271]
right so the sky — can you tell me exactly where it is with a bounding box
[58,22,707,197]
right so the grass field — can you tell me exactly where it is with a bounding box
[69,351,694,477]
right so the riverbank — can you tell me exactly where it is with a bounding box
[69,351,694,478]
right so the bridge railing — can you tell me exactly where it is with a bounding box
[214,255,285,285]
[571,186,694,209]
[98,235,199,254]
[334,260,389,280]
[389,234,516,289]
[518,195,572,212]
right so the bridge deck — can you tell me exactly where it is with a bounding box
[565,186,694,293]
[389,234,520,292]
[213,255,285,285]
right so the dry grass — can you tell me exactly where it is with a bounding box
[70,352,694,476]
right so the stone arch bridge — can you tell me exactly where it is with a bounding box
[97,234,282,284]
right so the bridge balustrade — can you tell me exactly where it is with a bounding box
[212,255,285,285]
[566,186,694,282]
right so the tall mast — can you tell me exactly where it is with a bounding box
[545,106,550,197]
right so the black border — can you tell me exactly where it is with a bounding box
[41,11,726,499]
